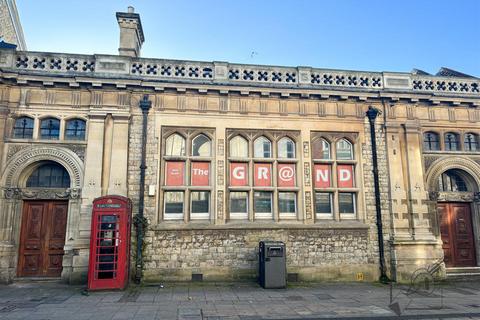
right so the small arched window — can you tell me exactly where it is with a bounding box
[312,138,331,160]
[230,136,248,158]
[13,116,34,139]
[278,137,295,158]
[26,163,70,188]
[192,134,211,157]
[423,132,440,151]
[165,133,186,156]
[65,119,86,140]
[40,118,60,140]
[336,139,353,160]
[438,170,468,192]
[254,136,272,158]
[464,133,478,152]
[444,132,459,151]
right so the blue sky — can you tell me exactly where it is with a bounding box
[17,0,480,76]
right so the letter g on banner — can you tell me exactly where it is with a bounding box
[230,162,248,186]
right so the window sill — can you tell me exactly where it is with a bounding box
[152,220,370,231]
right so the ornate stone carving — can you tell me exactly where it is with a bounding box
[64,145,86,162]
[3,146,84,188]
[436,192,474,202]
[7,145,29,161]
[4,188,81,200]
[217,160,224,185]
[218,139,224,156]
[305,191,312,219]
[217,190,224,219]
[304,162,311,187]
[425,156,480,192]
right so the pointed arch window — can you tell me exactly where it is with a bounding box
[278,137,295,159]
[26,163,70,188]
[464,133,478,152]
[444,132,459,151]
[336,139,353,160]
[423,132,440,151]
[254,136,271,158]
[13,116,34,139]
[229,135,248,158]
[65,119,86,140]
[192,134,211,157]
[312,138,331,160]
[165,133,186,156]
[40,118,60,140]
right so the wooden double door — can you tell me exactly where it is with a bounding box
[17,200,68,277]
[438,202,477,267]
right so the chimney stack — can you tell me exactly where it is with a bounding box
[116,6,144,57]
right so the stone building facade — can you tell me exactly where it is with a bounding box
[0,8,479,284]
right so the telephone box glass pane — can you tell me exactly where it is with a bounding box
[95,214,119,279]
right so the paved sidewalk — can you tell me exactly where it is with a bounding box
[0,280,480,319]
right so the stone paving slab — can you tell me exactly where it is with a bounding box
[0,280,480,319]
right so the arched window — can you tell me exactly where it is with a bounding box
[254,136,272,158]
[65,119,86,140]
[13,116,34,139]
[40,118,60,140]
[438,170,468,192]
[165,133,186,156]
[444,132,459,151]
[278,137,295,158]
[336,139,353,160]
[26,163,70,188]
[192,134,211,157]
[464,133,478,152]
[423,132,440,151]
[312,138,331,160]
[229,135,248,158]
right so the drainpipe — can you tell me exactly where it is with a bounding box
[134,94,151,284]
[366,106,390,283]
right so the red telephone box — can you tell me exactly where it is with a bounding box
[88,195,132,290]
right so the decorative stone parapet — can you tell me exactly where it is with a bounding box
[1,49,479,99]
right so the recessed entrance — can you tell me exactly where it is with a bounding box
[17,162,71,277]
[438,203,476,267]
[17,200,68,277]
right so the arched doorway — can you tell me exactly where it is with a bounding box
[17,162,70,277]
[436,169,477,267]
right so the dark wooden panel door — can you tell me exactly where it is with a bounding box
[438,202,476,268]
[18,201,68,277]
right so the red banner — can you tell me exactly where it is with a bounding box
[314,164,331,188]
[191,162,210,186]
[337,165,354,188]
[230,162,248,186]
[277,163,295,187]
[254,163,272,186]
[165,161,184,186]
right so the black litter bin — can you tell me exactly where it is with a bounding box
[259,241,286,289]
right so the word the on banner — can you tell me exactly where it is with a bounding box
[191,162,210,186]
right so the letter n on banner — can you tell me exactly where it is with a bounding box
[230,162,248,186]
[314,164,331,188]
[165,161,185,186]
[191,162,210,186]
[278,163,295,187]
[337,164,354,188]
[254,163,272,186]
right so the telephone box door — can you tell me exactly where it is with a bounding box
[88,196,132,290]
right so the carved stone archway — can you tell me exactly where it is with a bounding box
[0,146,84,283]
[425,156,480,268]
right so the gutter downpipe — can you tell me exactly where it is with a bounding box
[134,94,151,284]
[366,105,390,284]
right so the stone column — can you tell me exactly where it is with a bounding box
[215,124,226,224]
[384,122,411,240]
[300,128,314,224]
[107,113,130,196]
